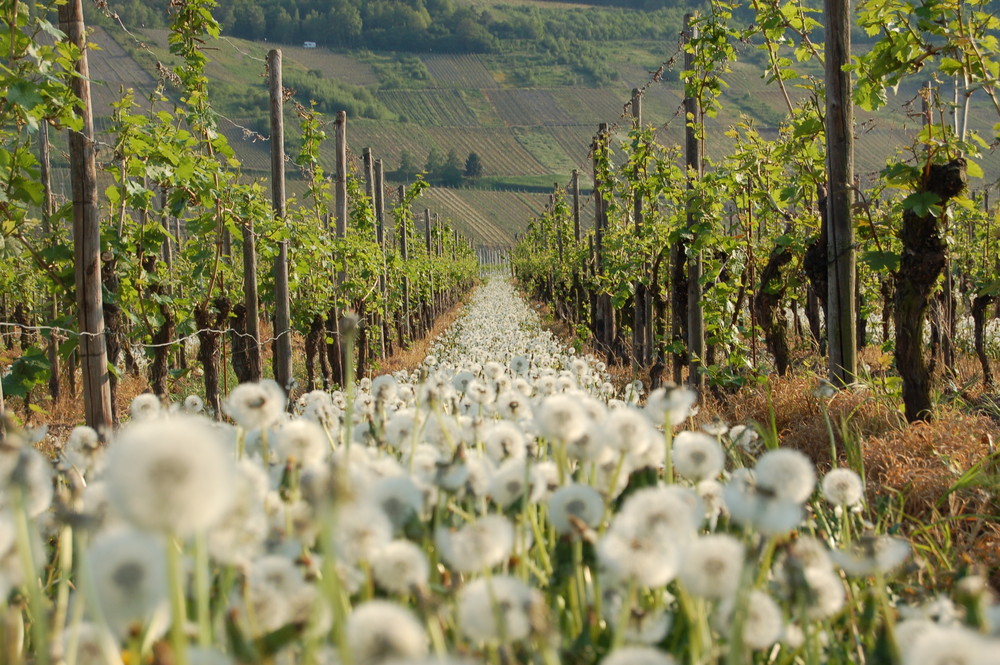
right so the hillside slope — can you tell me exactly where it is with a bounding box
[70,23,1000,246]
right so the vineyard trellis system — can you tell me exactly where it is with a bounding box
[0,0,478,434]
[513,0,1000,424]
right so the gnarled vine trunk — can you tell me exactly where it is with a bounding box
[973,294,996,391]
[753,245,794,376]
[196,297,230,419]
[894,158,966,422]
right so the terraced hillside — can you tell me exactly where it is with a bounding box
[71,22,1000,246]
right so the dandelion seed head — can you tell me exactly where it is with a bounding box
[821,468,865,507]
[457,575,544,643]
[717,590,783,651]
[129,393,162,421]
[678,534,744,599]
[105,415,236,536]
[87,527,168,639]
[371,475,424,531]
[673,431,725,481]
[331,501,393,565]
[483,421,527,463]
[224,380,286,430]
[597,526,680,588]
[436,514,514,573]
[183,395,204,414]
[754,448,816,504]
[347,600,429,665]
[536,394,589,443]
[547,483,604,536]
[645,385,697,426]
[371,540,430,595]
[274,419,327,468]
[600,646,676,665]
[830,535,911,577]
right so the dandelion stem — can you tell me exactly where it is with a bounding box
[610,578,636,651]
[166,534,191,665]
[572,537,587,636]
[874,570,900,662]
[528,504,553,577]
[50,523,74,660]
[663,425,674,484]
[194,532,212,647]
[12,487,49,665]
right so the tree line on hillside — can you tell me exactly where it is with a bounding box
[97,0,687,61]
[394,148,483,186]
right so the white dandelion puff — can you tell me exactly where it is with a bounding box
[371,540,430,595]
[483,421,527,463]
[224,379,286,430]
[601,646,676,665]
[331,501,393,565]
[672,431,725,481]
[436,514,514,573]
[457,575,545,643]
[129,393,162,421]
[821,468,865,508]
[645,384,697,427]
[105,415,237,536]
[829,535,911,577]
[274,419,327,468]
[546,483,604,536]
[535,394,589,443]
[754,448,816,504]
[183,395,204,414]
[347,600,429,665]
[678,534,744,599]
[86,527,169,639]
[370,475,425,531]
[717,589,783,651]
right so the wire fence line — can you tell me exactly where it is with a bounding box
[0,322,294,349]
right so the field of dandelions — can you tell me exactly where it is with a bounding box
[3,277,998,665]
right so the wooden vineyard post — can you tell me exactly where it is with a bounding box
[357,147,378,377]
[269,49,293,394]
[398,185,412,346]
[571,168,583,323]
[60,0,113,434]
[631,88,649,369]
[593,124,616,356]
[824,0,857,387]
[39,120,60,401]
[684,13,706,392]
[424,209,433,336]
[327,110,348,386]
[434,213,443,319]
[375,158,389,357]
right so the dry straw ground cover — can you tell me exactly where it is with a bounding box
[2,277,999,665]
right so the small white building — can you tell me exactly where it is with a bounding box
[303,41,317,48]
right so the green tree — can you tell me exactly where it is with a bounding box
[440,149,464,186]
[395,149,420,181]
[424,147,444,177]
[464,152,483,178]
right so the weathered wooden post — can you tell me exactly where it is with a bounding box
[268,49,293,394]
[39,120,61,401]
[631,88,649,368]
[824,0,857,387]
[398,185,412,346]
[375,158,389,357]
[684,14,706,391]
[327,110,349,386]
[60,0,113,433]
[424,208,433,335]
